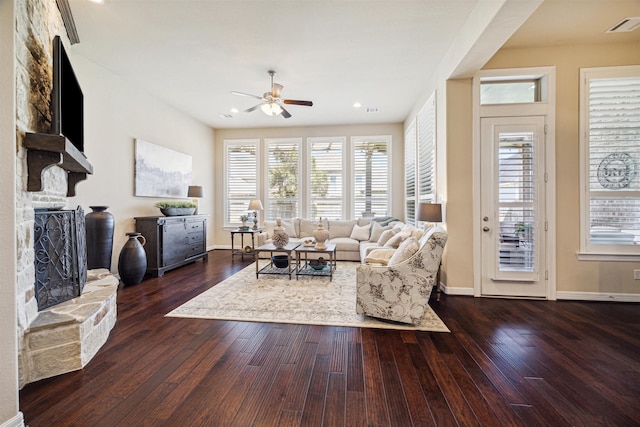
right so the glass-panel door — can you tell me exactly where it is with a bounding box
[481,117,547,298]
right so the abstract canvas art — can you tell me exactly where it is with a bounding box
[134,139,192,198]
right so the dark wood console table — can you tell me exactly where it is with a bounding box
[135,215,208,277]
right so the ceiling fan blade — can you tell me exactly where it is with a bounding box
[272,83,283,98]
[245,103,264,113]
[283,99,313,107]
[280,106,292,118]
[231,91,264,100]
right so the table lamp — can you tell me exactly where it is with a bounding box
[418,202,442,224]
[188,185,203,214]
[248,199,264,230]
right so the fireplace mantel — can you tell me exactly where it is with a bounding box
[24,132,93,197]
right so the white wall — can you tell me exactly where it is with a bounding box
[0,2,23,427]
[67,53,216,270]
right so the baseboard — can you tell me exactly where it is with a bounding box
[440,285,474,296]
[556,291,640,302]
[0,413,24,427]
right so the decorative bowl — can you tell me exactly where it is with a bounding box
[309,257,327,270]
[271,255,289,268]
[310,264,327,271]
[160,207,196,216]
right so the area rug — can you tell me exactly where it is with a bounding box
[166,261,449,332]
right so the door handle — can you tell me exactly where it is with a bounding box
[483,226,490,232]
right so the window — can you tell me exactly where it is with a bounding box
[266,138,301,220]
[352,136,391,218]
[405,120,416,224]
[224,140,258,226]
[417,94,436,205]
[481,78,541,104]
[308,137,345,220]
[580,66,640,255]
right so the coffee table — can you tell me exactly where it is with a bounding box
[254,242,300,279]
[296,242,337,281]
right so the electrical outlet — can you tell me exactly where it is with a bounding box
[635,270,640,280]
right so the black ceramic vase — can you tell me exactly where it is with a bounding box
[117,232,147,286]
[85,206,115,270]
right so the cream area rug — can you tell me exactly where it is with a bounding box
[166,261,449,332]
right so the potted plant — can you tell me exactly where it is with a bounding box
[154,201,197,216]
[240,214,250,230]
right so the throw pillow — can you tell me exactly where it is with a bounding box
[368,221,391,242]
[350,223,371,241]
[385,231,411,249]
[364,248,397,266]
[279,218,297,238]
[376,229,397,246]
[388,237,420,266]
[328,220,357,239]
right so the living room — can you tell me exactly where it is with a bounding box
[2,0,640,426]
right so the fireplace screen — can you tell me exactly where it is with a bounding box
[33,207,87,310]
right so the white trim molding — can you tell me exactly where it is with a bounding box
[0,413,25,427]
[441,285,475,296]
[557,291,640,303]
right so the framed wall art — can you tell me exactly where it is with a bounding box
[134,139,192,198]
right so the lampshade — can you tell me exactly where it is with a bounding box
[418,203,442,222]
[261,102,283,116]
[188,185,203,198]
[248,199,264,211]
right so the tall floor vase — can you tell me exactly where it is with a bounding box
[117,232,147,286]
[85,206,115,270]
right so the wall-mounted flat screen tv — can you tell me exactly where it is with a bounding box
[51,35,84,153]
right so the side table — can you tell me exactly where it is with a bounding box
[230,228,262,261]
[296,242,337,281]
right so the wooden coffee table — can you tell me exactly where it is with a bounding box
[254,242,300,279]
[296,242,337,281]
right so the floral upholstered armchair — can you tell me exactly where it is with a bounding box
[355,226,447,324]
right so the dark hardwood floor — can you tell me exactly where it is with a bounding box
[20,250,640,426]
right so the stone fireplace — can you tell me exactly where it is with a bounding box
[16,1,118,387]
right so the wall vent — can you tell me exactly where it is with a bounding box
[606,17,640,33]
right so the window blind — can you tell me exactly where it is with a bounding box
[405,120,416,224]
[353,137,390,218]
[418,95,436,205]
[309,137,344,220]
[224,140,258,226]
[266,139,300,220]
[586,72,640,246]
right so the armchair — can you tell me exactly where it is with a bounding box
[355,226,447,324]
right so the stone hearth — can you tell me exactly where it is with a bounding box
[20,269,118,385]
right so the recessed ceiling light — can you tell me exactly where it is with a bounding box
[88,0,105,4]
[230,108,239,113]
[353,102,362,108]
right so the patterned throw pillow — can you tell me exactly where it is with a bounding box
[388,237,420,265]
[385,231,411,249]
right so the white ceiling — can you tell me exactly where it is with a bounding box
[66,0,640,130]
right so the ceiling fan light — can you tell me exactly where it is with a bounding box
[261,102,283,116]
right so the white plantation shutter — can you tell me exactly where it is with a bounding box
[309,137,344,220]
[582,66,640,252]
[352,136,391,218]
[224,140,258,226]
[266,138,301,220]
[418,94,436,205]
[405,120,417,224]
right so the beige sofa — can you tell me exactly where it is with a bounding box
[255,217,425,262]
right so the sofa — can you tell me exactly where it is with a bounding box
[255,217,426,262]
[355,226,448,324]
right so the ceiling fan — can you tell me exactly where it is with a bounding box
[231,70,313,118]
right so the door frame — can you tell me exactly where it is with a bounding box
[472,66,557,299]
